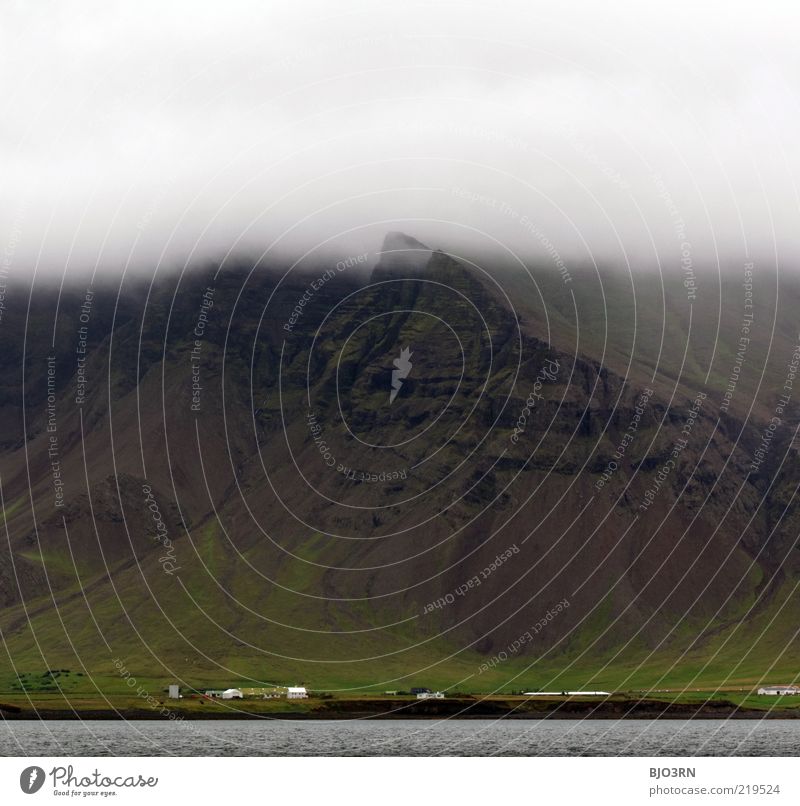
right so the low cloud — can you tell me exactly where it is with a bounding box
[2,0,799,276]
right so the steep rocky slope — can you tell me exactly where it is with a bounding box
[1,235,798,691]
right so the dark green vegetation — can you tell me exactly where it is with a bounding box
[2,689,800,721]
[1,233,799,703]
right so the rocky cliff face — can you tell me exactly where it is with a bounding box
[1,235,798,689]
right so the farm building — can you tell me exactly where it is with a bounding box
[757,685,800,695]
[168,684,180,699]
[416,691,445,700]
[221,688,244,699]
[240,687,283,699]
[287,686,308,699]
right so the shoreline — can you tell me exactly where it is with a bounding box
[3,698,798,721]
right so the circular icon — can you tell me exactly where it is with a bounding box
[19,766,45,794]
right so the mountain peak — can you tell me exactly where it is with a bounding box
[372,232,433,279]
[381,231,430,253]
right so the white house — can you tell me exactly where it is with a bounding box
[416,691,445,700]
[221,688,244,699]
[287,686,308,699]
[168,684,180,699]
[757,685,800,695]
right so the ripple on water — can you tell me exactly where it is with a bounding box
[1,719,797,757]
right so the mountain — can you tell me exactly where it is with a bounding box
[0,235,799,694]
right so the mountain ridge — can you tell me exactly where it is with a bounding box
[0,234,799,692]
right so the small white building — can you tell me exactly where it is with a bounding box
[287,686,308,699]
[416,691,445,700]
[757,685,800,696]
[221,688,244,699]
[168,684,180,699]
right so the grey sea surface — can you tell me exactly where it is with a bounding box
[1,719,797,756]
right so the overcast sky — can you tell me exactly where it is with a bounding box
[2,0,799,277]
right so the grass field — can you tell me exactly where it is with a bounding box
[2,688,799,720]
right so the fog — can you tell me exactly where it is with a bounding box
[2,0,799,278]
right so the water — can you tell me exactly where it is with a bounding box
[1,719,797,756]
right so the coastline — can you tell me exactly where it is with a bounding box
[3,697,798,721]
